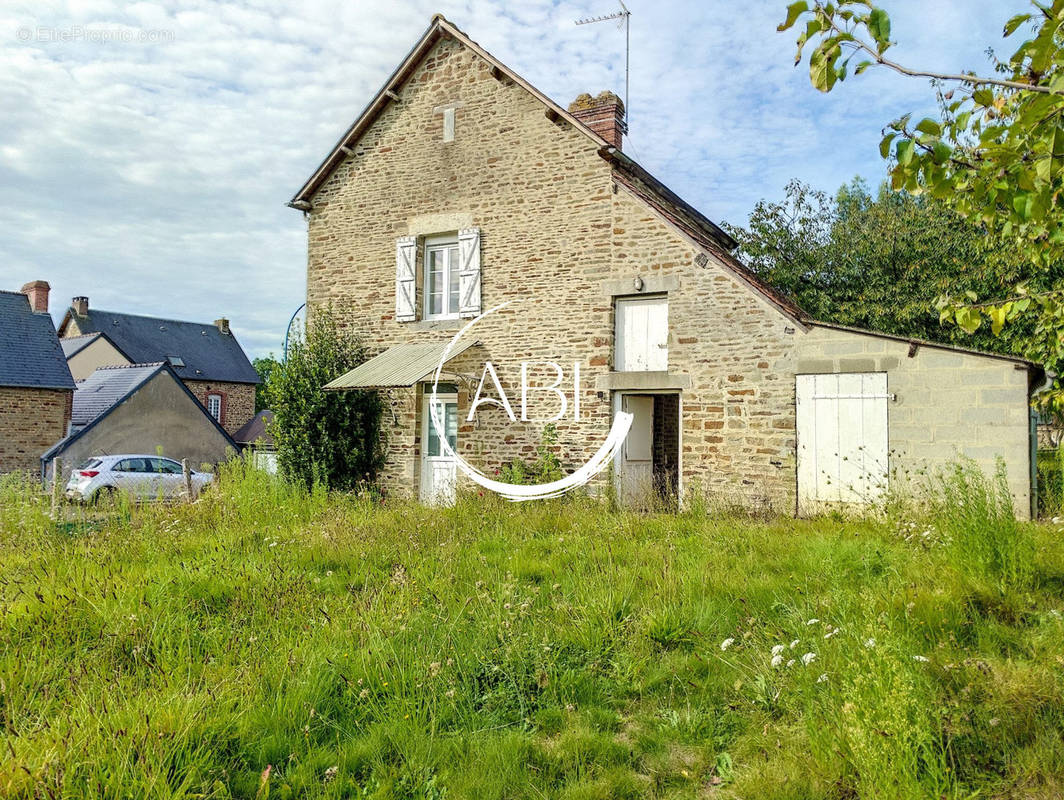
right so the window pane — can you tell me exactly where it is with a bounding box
[445,402,457,449]
[428,249,444,316]
[448,246,460,314]
[426,402,441,457]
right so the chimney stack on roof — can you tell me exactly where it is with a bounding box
[20,280,50,314]
[568,91,626,150]
[214,318,230,335]
[72,296,89,317]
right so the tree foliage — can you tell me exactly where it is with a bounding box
[780,0,1064,409]
[270,307,385,491]
[252,355,281,414]
[727,178,1046,352]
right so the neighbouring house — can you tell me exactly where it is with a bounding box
[233,409,277,474]
[56,297,260,437]
[0,282,75,474]
[41,362,237,482]
[289,15,1044,516]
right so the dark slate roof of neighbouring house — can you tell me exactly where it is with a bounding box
[0,290,76,390]
[233,409,275,446]
[66,309,260,384]
[70,363,164,429]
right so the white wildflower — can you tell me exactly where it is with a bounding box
[801,652,816,665]
[789,639,799,650]
[720,637,735,651]
[771,644,785,656]
[771,654,784,667]
[912,655,930,662]
[824,627,839,639]
[806,618,819,626]
[816,673,828,683]
[864,638,876,648]
[786,659,795,668]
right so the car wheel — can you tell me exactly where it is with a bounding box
[92,486,117,506]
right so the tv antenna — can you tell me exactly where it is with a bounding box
[575,1,631,128]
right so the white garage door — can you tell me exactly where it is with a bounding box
[796,373,889,512]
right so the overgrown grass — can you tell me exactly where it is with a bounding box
[2,461,1064,798]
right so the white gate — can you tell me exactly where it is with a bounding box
[796,373,889,512]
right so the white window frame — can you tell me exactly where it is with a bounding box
[206,393,222,422]
[423,235,461,320]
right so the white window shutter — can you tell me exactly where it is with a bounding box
[458,227,482,318]
[395,236,417,322]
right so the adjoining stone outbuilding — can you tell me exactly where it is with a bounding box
[41,363,237,483]
[289,15,1043,517]
[0,283,75,474]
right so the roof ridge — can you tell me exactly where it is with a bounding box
[76,307,225,329]
[92,361,166,371]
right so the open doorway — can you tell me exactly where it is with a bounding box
[614,392,680,508]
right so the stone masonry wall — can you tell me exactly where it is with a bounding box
[304,32,804,506]
[182,380,256,438]
[302,30,1033,514]
[0,387,71,474]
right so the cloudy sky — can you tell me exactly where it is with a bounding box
[0,0,1030,358]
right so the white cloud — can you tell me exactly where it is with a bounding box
[0,0,1032,357]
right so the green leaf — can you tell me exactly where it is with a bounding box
[895,139,914,166]
[988,305,1007,335]
[867,8,891,50]
[809,44,839,92]
[972,88,994,107]
[956,306,981,334]
[779,1,809,32]
[1003,13,1032,37]
[880,132,897,158]
[932,141,951,164]
[915,118,941,136]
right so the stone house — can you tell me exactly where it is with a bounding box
[57,297,259,437]
[0,282,75,474]
[289,15,1043,516]
[41,362,236,482]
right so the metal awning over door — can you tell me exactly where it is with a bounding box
[322,340,479,390]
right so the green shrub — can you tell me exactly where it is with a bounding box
[498,423,564,485]
[270,306,385,491]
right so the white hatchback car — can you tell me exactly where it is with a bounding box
[65,455,214,503]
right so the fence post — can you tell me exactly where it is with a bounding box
[51,457,62,519]
[182,459,193,502]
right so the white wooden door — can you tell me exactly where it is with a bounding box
[617,394,655,503]
[796,373,889,512]
[616,296,668,371]
[420,394,458,505]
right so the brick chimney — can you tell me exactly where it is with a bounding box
[568,91,626,150]
[214,317,230,335]
[20,280,50,313]
[72,296,89,317]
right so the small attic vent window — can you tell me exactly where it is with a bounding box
[167,356,185,367]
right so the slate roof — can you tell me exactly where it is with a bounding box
[0,290,76,390]
[70,363,164,429]
[234,409,275,446]
[66,309,259,384]
[60,332,105,359]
